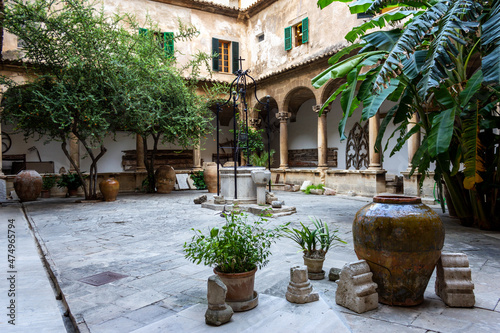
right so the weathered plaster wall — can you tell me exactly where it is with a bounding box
[246,0,360,78]
[288,99,316,150]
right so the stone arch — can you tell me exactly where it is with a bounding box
[320,78,345,107]
[282,86,316,122]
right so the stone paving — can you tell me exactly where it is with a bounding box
[9,191,500,332]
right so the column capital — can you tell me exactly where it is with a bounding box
[248,118,261,128]
[313,105,329,115]
[276,111,291,121]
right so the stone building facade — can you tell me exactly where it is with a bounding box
[0,0,431,199]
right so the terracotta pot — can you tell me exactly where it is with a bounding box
[214,267,256,303]
[100,176,120,202]
[353,195,444,306]
[155,165,176,194]
[303,256,325,273]
[14,170,42,202]
[40,190,50,198]
[203,162,218,193]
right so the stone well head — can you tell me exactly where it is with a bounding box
[251,169,271,186]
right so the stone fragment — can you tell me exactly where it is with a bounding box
[329,267,341,281]
[292,185,301,192]
[213,195,225,205]
[266,192,278,205]
[324,187,336,196]
[335,260,378,314]
[310,189,324,195]
[347,191,357,197]
[272,200,284,208]
[205,275,233,326]
[435,253,475,307]
[300,181,312,191]
[285,266,319,304]
[284,185,292,192]
[193,194,207,204]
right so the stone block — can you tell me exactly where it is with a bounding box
[435,253,475,307]
[285,266,319,304]
[292,185,301,192]
[300,181,312,191]
[266,192,278,205]
[213,195,225,205]
[272,200,284,208]
[284,185,292,192]
[205,275,233,326]
[329,267,341,281]
[324,187,336,196]
[310,189,324,195]
[335,260,378,314]
[193,195,207,204]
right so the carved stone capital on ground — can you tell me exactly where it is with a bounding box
[435,253,475,307]
[285,265,319,304]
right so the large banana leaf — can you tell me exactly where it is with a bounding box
[339,69,360,140]
[361,78,400,120]
[360,29,403,52]
[312,51,386,88]
[459,70,483,107]
[427,107,456,157]
[346,11,416,43]
[481,1,500,85]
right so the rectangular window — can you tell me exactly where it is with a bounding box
[139,29,174,58]
[212,38,239,74]
[284,17,308,51]
[218,40,231,73]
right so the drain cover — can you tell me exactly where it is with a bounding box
[79,271,128,286]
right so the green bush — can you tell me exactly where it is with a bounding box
[190,171,207,190]
[302,183,324,194]
[42,175,57,190]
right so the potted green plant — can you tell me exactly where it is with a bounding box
[41,175,57,198]
[57,172,84,197]
[284,217,345,279]
[184,211,288,311]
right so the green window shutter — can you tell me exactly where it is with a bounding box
[284,26,292,51]
[302,17,309,44]
[212,38,219,71]
[164,32,174,57]
[139,28,148,36]
[232,41,239,74]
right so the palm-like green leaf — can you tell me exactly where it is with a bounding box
[427,107,456,157]
[367,0,434,13]
[459,70,483,108]
[360,29,404,52]
[339,69,360,140]
[361,78,400,120]
[346,11,416,43]
[462,108,485,189]
[481,1,500,85]
[417,0,480,98]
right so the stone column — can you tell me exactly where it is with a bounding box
[407,113,420,171]
[193,140,202,170]
[313,105,329,169]
[69,133,80,172]
[136,134,146,172]
[277,111,291,169]
[368,112,382,170]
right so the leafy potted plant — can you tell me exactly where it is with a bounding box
[41,175,57,198]
[184,211,288,311]
[57,172,84,197]
[284,217,345,279]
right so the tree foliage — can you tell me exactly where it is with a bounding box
[1,0,214,197]
[315,0,500,229]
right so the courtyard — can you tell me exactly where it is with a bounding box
[2,190,500,332]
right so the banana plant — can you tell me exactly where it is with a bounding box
[314,0,500,229]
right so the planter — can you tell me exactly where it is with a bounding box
[40,190,51,198]
[353,195,444,306]
[214,267,258,311]
[204,162,218,193]
[155,165,176,194]
[303,256,325,280]
[14,170,43,202]
[100,176,120,202]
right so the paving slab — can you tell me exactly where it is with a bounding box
[13,191,500,332]
[0,204,66,332]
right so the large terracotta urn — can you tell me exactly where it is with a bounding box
[353,195,444,306]
[203,162,218,193]
[155,165,176,194]
[14,170,43,202]
[214,267,258,312]
[99,175,120,202]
